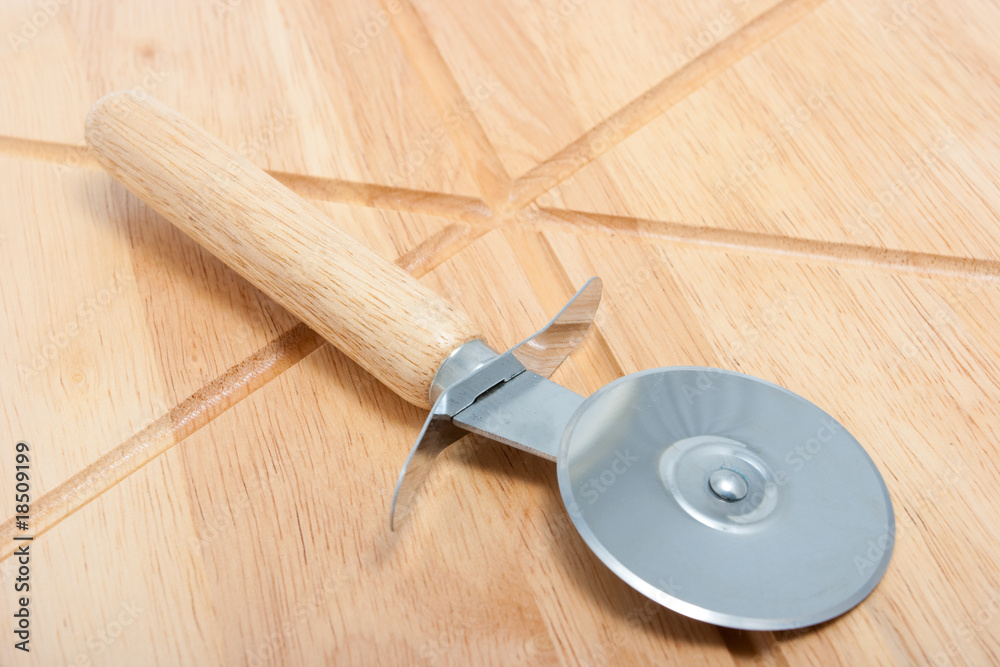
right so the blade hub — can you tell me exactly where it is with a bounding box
[708,468,748,502]
[658,435,779,533]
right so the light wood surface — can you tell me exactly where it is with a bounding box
[2,0,1000,665]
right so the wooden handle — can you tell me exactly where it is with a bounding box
[85,91,481,409]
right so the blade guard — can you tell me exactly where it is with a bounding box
[390,278,603,529]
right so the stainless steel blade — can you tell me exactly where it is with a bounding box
[558,367,894,630]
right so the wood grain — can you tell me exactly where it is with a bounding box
[3,0,1000,664]
[0,323,325,561]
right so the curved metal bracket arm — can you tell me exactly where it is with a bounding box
[389,278,603,530]
[511,277,603,377]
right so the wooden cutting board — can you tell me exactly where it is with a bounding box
[3,0,1000,664]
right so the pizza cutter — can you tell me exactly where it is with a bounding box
[84,92,894,631]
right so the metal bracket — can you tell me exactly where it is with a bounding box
[389,277,603,529]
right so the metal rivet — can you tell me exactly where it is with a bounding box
[708,468,748,502]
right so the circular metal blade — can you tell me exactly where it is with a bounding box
[557,367,894,630]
